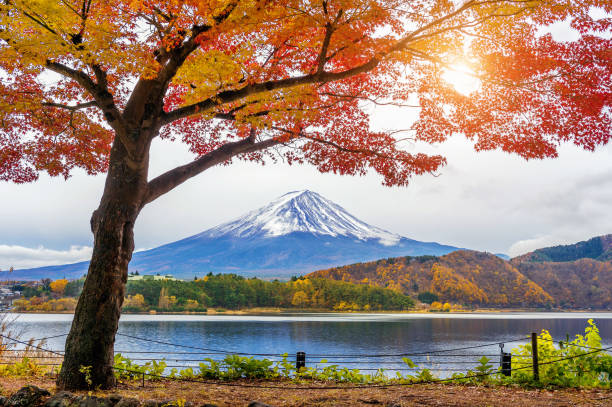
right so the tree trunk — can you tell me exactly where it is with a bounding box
[57,138,148,390]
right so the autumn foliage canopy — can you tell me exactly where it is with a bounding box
[1,0,610,189]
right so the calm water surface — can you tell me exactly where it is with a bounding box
[8,312,612,376]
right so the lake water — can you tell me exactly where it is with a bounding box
[5,312,612,377]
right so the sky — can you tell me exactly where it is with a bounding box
[1,14,611,270]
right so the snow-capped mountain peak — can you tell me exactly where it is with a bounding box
[204,190,401,246]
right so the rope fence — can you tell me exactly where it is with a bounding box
[0,332,610,390]
[115,332,531,358]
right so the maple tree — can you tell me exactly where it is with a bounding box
[0,0,610,389]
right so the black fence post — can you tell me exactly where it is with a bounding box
[296,351,306,370]
[531,332,539,382]
[501,352,512,376]
[499,343,511,377]
[142,372,145,387]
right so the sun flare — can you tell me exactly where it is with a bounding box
[442,64,481,95]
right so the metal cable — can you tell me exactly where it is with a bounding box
[1,333,609,391]
[116,332,529,358]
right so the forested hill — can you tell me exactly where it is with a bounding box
[309,249,612,309]
[513,259,612,309]
[309,251,554,308]
[512,235,612,263]
[507,234,612,309]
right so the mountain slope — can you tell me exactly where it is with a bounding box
[513,235,612,263]
[514,259,612,309]
[509,234,612,308]
[10,190,460,280]
[310,250,554,307]
[310,234,612,309]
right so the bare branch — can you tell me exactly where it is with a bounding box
[144,135,280,205]
[271,126,417,163]
[42,101,97,111]
[45,61,131,149]
[91,64,108,89]
[45,61,96,92]
[322,92,420,107]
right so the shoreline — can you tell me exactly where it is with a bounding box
[8,307,612,316]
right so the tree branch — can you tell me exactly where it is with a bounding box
[45,61,97,95]
[91,64,108,90]
[160,57,380,125]
[42,101,97,111]
[45,60,133,150]
[316,20,336,74]
[123,1,239,128]
[144,135,280,205]
[271,126,417,162]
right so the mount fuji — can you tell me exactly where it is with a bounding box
[10,190,460,280]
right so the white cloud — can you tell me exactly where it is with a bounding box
[0,245,92,270]
[508,236,562,257]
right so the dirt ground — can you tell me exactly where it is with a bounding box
[0,377,610,407]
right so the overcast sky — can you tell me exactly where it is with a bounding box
[1,16,611,270]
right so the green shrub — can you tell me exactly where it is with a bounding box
[508,319,611,388]
[417,291,439,304]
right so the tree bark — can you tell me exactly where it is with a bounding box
[56,137,148,390]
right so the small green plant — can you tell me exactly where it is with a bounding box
[0,357,46,377]
[195,355,278,380]
[414,368,435,382]
[178,367,196,379]
[277,353,295,377]
[473,356,494,383]
[224,355,276,379]
[113,353,167,381]
[79,365,93,388]
[196,358,222,379]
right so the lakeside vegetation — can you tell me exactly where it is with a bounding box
[11,274,414,313]
[0,320,609,390]
[108,320,611,388]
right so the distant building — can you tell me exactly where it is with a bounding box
[127,274,180,281]
[0,286,21,310]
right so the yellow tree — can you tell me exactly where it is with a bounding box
[50,279,69,296]
[291,290,310,307]
[123,293,146,310]
[1,0,610,389]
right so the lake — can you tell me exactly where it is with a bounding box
[5,312,612,377]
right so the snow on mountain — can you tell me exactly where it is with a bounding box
[10,190,461,280]
[204,190,401,246]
